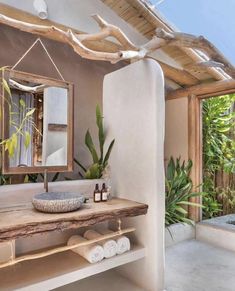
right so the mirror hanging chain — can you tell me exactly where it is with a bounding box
[11,37,65,81]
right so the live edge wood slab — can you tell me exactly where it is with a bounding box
[0,198,148,242]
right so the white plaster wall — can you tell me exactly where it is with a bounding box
[103,59,165,291]
[165,97,188,164]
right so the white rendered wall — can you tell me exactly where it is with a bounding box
[165,98,188,163]
[103,59,165,291]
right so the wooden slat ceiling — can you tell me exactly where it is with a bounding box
[101,0,217,85]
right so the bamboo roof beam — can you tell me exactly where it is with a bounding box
[119,0,228,81]
[184,61,225,73]
[148,58,199,86]
[166,79,235,100]
[156,29,235,79]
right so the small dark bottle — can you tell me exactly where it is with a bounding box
[93,183,101,203]
[101,183,108,202]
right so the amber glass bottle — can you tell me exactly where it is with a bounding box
[93,183,101,203]
[101,183,108,202]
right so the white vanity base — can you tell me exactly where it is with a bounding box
[55,269,144,291]
[0,245,145,291]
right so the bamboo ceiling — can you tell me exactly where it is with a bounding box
[101,0,232,87]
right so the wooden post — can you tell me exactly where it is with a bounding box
[188,94,202,222]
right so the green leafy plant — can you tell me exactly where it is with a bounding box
[217,186,235,215]
[202,94,235,174]
[165,157,203,227]
[0,67,45,186]
[0,167,10,185]
[0,67,36,158]
[202,94,235,218]
[77,105,115,179]
[202,176,221,219]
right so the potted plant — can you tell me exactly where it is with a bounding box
[75,105,115,179]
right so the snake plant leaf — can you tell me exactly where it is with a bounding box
[96,105,105,162]
[85,163,101,179]
[85,130,99,163]
[103,139,115,167]
[76,105,115,179]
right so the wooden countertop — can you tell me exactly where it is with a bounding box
[0,198,148,242]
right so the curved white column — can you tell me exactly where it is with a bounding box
[103,59,165,291]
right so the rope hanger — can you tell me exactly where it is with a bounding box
[12,38,65,81]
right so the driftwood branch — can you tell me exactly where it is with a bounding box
[0,13,166,63]
[9,79,47,93]
[0,13,233,79]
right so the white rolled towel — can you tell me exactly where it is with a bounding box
[67,235,104,264]
[84,230,117,258]
[99,229,131,255]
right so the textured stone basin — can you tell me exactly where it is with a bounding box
[32,192,85,213]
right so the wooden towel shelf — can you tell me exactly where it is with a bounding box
[0,198,148,269]
[0,227,135,269]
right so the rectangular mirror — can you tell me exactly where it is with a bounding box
[1,69,74,174]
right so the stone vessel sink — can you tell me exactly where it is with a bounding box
[32,192,85,213]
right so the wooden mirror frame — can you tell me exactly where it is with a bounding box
[1,69,74,174]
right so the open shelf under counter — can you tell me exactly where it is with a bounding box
[0,198,148,242]
[55,269,144,291]
[0,245,145,291]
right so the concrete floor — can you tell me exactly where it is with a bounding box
[166,240,235,291]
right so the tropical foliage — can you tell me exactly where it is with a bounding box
[165,157,203,227]
[76,105,115,179]
[0,67,36,158]
[0,66,46,185]
[202,94,235,218]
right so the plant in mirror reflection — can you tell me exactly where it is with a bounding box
[0,67,37,158]
[75,105,115,179]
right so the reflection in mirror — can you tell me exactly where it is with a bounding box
[1,70,73,174]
